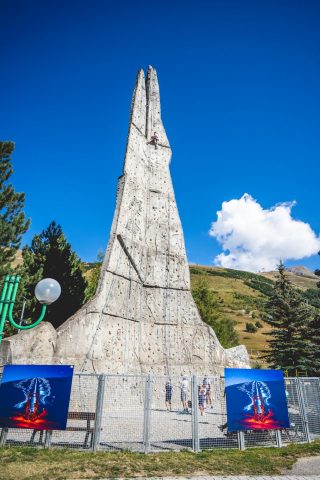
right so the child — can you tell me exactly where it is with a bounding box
[198,383,207,416]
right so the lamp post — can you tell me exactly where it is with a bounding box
[0,275,61,345]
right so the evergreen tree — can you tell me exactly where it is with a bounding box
[307,314,320,376]
[20,221,87,328]
[263,262,318,375]
[315,251,320,287]
[192,278,239,348]
[0,141,30,277]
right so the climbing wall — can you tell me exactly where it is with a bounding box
[0,67,249,374]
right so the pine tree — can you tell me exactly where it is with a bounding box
[0,141,30,277]
[192,278,239,348]
[20,221,87,329]
[315,251,320,287]
[307,251,320,375]
[307,314,320,376]
[263,262,318,375]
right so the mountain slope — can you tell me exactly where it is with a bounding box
[189,265,320,366]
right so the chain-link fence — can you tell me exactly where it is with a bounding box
[0,373,319,452]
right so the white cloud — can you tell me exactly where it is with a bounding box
[209,193,320,272]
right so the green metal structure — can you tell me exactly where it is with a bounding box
[0,275,47,345]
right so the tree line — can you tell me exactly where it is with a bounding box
[1,140,320,375]
[1,141,87,332]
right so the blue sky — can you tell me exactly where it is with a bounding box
[225,368,284,387]
[1,0,319,271]
[1,365,74,383]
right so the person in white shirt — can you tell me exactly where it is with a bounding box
[180,375,189,413]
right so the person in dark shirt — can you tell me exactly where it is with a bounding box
[150,132,159,149]
[165,379,173,411]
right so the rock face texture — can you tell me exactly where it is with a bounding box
[1,66,249,374]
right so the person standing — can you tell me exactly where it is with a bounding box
[198,383,207,416]
[203,376,213,409]
[180,375,189,413]
[165,379,173,411]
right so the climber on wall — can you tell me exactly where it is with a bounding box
[149,132,159,149]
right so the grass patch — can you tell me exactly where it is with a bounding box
[0,441,320,480]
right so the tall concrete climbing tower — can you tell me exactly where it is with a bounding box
[1,66,249,373]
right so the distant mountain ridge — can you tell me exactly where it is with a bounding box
[286,265,319,279]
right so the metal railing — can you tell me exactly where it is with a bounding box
[0,373,319,452]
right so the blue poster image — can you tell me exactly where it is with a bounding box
[225,368,290,432]
[0,365,74,430]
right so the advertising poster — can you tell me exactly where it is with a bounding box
[225,368,290,432]
[0,364,74,430]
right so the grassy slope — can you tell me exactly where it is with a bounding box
[189,265,319,366]
[1,442,320,479]
[190,266,271,364]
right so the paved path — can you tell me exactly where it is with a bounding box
[116,476,320,479]
[287,455,320,475]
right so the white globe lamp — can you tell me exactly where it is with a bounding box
[35,278,61,305]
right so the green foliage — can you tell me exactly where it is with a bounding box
[190,266,273,296]
[252,361,262,369]
[263,262,320,376]
[245,322,257,333]
[189,266,202,275]
[0,141,29,278]
[232,292,266,310]
[302,288,320,309]
[19,221,87,329]
[205,267,269,282]
[85,253,103,301]
[308,314,320,369]
[243,278,274,296]
[192,279,239,348]
[255,320,263,328]
[315,251,320,287]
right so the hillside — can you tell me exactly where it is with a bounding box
[189,265,320,366]
[189,265,272,366]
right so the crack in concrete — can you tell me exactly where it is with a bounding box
[117,234,145,284]
[131,121,146,137]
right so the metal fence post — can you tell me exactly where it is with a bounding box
[275,429,283,448]
[192,375,200,452]
[44,430,52,448]
[297,378,311,443]
[237,431,245,450]
[143,374,152,453]
[92,374,106,452]
[317,378,320,439]
[0,428,8,446]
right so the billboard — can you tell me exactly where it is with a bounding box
[225,368,290,432]
[0,364,73,430]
